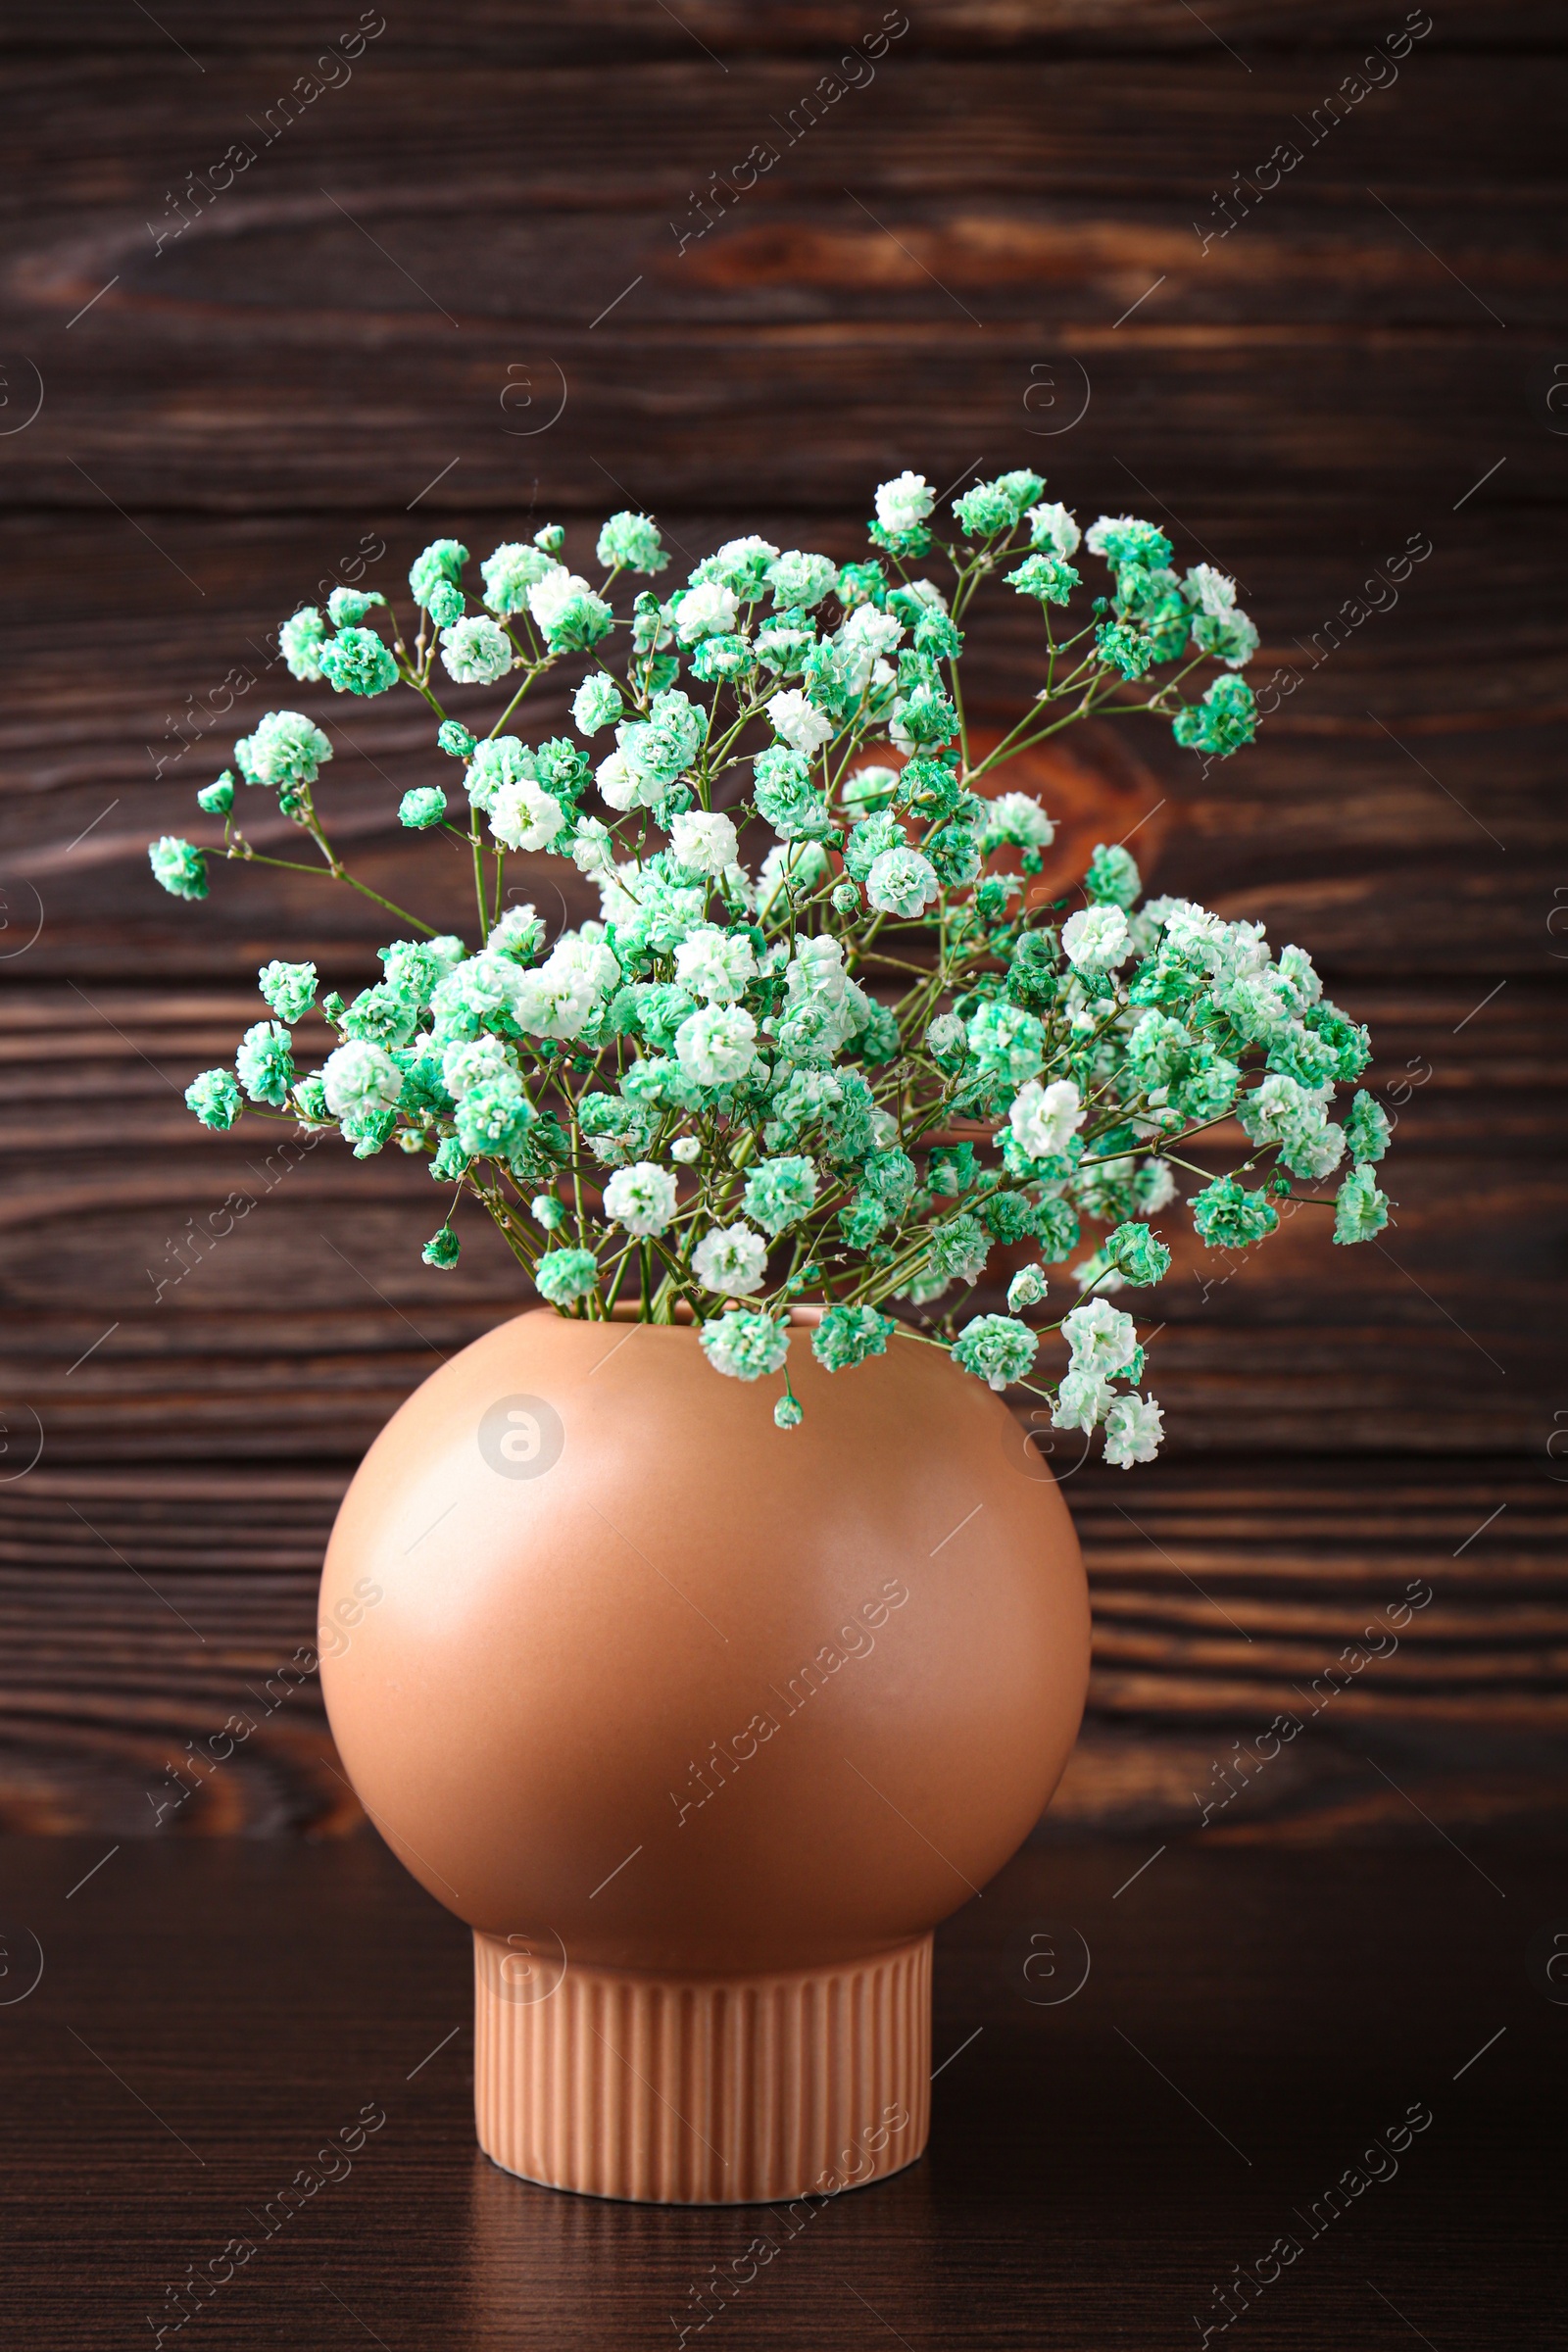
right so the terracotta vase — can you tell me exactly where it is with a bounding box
[318,1306,1089,2204]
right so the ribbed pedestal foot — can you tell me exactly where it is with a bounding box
[472,1931,931,2204]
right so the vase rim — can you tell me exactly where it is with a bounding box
[602,1298,827,1328]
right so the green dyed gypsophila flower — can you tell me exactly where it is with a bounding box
[319,626,398,697]
[1084,844,1141,909]
[399,787,447,830]
[1333,1162,1390,1245]
[185,1067,241,1129]
[1007,1264,1049,1312]
[744,1156,818,1236]
[573,673,623,735]
[701,1310,791,1381]
[144,468,1377,1452]
[535,1247,599,1302]
[952,1313,1038,1392]
[259,959,317,1023]
[812,1303,895,1372]
[1008,552,1078,608]
[150,836,208,901]
[280,609,327,681]
[235,1020,294,1107]
[235,710,331,790]
[1173,673,1257,757]
[410,540,467,609]
[441,616,514,685]
[1191,1175,1279,1250]
[1105,1222,1170,1286]
[1342,1090,1391,1164]
[328,587,385,628]
[597,512,668,574]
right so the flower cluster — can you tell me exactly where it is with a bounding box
[150,475,1390,1464]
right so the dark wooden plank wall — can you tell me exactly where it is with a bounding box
[1,3,1562,1840]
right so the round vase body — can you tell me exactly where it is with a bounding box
[319,1309,1089,2202]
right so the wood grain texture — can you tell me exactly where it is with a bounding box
[0,3,1562,1838]
[0,1835,1559,2346]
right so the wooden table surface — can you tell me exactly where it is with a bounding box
[2,1832,1561,2348]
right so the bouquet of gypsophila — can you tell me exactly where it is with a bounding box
[149,466,1392,1460]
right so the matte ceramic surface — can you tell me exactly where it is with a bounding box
[318,1308,1089,2196]
[321,1308,1088,1967]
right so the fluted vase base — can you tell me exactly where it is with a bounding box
[472,1929,932,2204]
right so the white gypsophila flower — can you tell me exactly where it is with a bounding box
[984,791,1055,849]
[1062,1297,1140,1377]
[787,932,851,1004]
[570,816,615,878]
[838,602,906,662]
[1052,1367,1113,1433]
[767,689,834,756]
[1138,1158,1178,1212]
[464,735,532,812]
[674,579,739,643]
[487,779,564,853]
[490,902,542,958]
[1008,1077,1085,1160]
[320,1040,402,1118]
[714,534,779,579]
[675,1004,760,1089]
[1150,900,1222,963]
[670,1136,702,1164]
[439,617,514,685]
[1276,943,1323,1008]
[834,612,905,699]
[874,470,934,533]
[1061,904,1134,972]
[1185,563,1237,617]
[525,566,586,631]
[441,1035,514,1101]
[674,924,757,1004]
[1103,1393,1164,1468]
[866,846,940,918]
[692,1222,769,1297]
[427,951,519,1036]
[513,933,618,1041]
[603,1160,679,1239]
[1026,501,1082,558]
[668,809,738,876]
[1007,1265,1049,1312]
[572,673,621,735]
[593,750,644,812]
[765,549,838,610]
[557,932,620,997]
[479,542,556,613]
